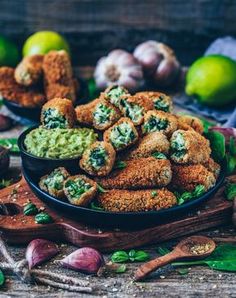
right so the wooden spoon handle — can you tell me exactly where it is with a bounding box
[134,251,179,281]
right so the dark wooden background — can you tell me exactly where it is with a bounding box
[1,0,236,65]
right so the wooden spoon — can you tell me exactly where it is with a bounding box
[134,235,216,281]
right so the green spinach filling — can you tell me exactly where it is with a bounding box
[93,103,115,125]
[154,96,170,112]
[65,178,91,199]
[43,169,67,191]
[171,132,186,159]
[110,122,136,149]
[43,108,68,129]
[143,115,169,133]
[106,86,127,107]
[120,99,143,123]
[88,146,107,170]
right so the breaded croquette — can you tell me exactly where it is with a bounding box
[43,50,76,102]
[136,91,173,113]
[102,85,130,108]
[170,129,211,164]
[39,167,70,198]
[14,54,43,86]
[41,98,76,129]
[142,110,178,136]
[97,157,172,189]
[172,164,216,191]
[202,158,221,179]
[178,115,204,134]
[80,141,116,176]
[64,175,97,206]
[0,67,45,107]
[104,117,139,151]
[92,100,121,130]
[75,98,101,126]
[123,131,170,160]
[119,94,154,125]
[97,188,177,212]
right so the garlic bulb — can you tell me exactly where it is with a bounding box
[94,49,144,92]
[134,41,181,87]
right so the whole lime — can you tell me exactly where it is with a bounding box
[0,36,20,67]
[186,55,236,107]
[23,31,70,57]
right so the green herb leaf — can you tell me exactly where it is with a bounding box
[115,264,127,273]
[111,251,129,263]
[23,202,38,216]
[175,185,205,205]
[97,184,108,193]
[229,137,236,156]
[133,250,150,262]
[88,78,99,100]
[200,118,215,134]
[177,268,189,275]
[206,131,225,162]
[0,138,19,153]
[0,179,12,189]
[152,152,167,159]
[90,201,104,211]
[151,191,157,197]
[157,246,170,256]
[225,182,236,201]
[226,154,236,175]
[114,160,127,170]
[35,212,53,224]
[0,269,5,287]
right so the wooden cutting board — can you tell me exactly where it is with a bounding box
[0,176,234,252]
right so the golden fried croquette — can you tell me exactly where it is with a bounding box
[202,158,221,179]
[64,175,97,206]
[80,141,116,176]
[171,164,216,191]
[39,167,70,198]
[43,50,76,102]
[96,157,172,189]
[92,99,121,130]
[103,117,139,151]
[102,85,130,108]
[119,94,154,125]
[41,98,76,129]
[177,115,204,134]
[123,131,170,160]
[170,129,211,164]
[142,110,178,136]
[97,188,177,212]
[14,54,43,86]
[0,67,45,107]
[136,91,173,113]
[75,98,101,126]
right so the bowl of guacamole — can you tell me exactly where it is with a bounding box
[18,126,98,176]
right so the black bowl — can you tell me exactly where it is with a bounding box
[3,78,89,122]
[23,162,226,229]
[18,126,81,177]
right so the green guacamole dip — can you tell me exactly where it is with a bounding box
[24,127,98,159]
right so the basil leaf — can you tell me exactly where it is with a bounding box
[225,183,236,201]
[115,264,127,273]
[111,251,129,263]
[114,161,127,170]
[0,269,5,287]
[0,138,19,153]
[128,249,136,261]
[206,131,225,162]
[133,250,150,262]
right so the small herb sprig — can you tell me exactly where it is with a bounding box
[174,185,205,205]
[111,249,150,263]
[225,182,236,201]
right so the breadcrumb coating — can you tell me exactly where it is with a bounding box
[136,91,173,113]
[96,157,172,189]
[97,188,177,212]
[177,115,204,134]
[171,164,216,191]
[14,54,43,86]
[0,67,45,107]
[75,98,101,126]
[202,158,221,179]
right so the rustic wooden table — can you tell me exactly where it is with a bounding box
[0,101,236,298]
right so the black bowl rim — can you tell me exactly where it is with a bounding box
[18,125,84,162]
[23,160,226,218]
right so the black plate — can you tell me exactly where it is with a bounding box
[23,163,226,229]
[3,78,89,122]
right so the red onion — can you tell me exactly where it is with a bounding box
[26,239,59,269]
[60,247,104,274]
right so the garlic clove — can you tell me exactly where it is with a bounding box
[26,239,59,269]
[60,247,104,274]
[154,58,180,86]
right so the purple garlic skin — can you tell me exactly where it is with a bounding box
[94,49,144,93]
[26,238,59,269]
[60,247,104,274]
[133,40,181,87]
